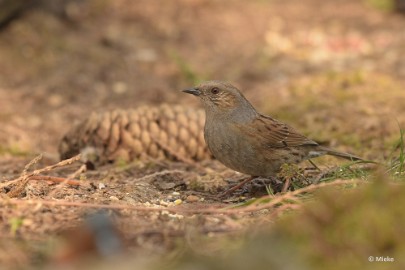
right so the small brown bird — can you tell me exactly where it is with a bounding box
[183,81,361,181]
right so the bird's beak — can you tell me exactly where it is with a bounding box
[182,88,201,96]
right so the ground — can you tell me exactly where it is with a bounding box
[0,0,405,269]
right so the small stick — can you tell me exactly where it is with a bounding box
[29,154,82,176]
[219,176,255,198]
[312,166,337,184]
[68,164,87,179]
[21,154,43,176]
[4,154,82,197]
[308,159,321,171]
[28,175,82,186]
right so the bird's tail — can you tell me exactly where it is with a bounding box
[319,146,363,161]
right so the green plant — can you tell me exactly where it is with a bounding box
[387,126,405,179]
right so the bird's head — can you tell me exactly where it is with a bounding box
[182,81,256,119]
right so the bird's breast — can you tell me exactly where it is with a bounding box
[204,121,268,175]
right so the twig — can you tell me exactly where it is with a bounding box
[4,154,43,197]
[312,166,338,184]
[28,175,82,186]
[29,154,82,175]
[0,154,45,195]
[219,176,255,197]
[21,154,43,176]
[68,164,87,179]
[0,178,21,189]
[4,154,82,197]
[308,159,321,171]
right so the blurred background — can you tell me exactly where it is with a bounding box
[0,0,404,158]
[1,0,405,269]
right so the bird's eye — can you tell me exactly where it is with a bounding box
[211,87,219,94]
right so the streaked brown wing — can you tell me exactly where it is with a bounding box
[235,114,318,148]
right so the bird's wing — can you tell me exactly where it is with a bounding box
[234,114,318,148]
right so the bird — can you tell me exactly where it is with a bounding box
[182,81,361,193]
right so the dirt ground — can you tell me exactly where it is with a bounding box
[1,0,405,269]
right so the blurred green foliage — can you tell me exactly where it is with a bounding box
[273,174,404,269]
[365,0,395,11]
[169,50,205,85]
[9,217,24,237]
[0,144,29,157]
[165,173,405,270]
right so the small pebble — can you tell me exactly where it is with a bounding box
[124,197,136,204]
[159,200,169,206]
[98,183,106,189]
[172,191,180,196]
[186,195,199,203]
[157,182,176,190]
[109,196,119,201]
[168,213,184,219]
[174,199,182,205]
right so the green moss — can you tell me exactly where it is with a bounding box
[166,174,405,270]
[365,0,395,12]
[0,144,30,157]
[273,175,405,269]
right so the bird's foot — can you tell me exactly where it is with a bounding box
[249,177,284,195]
[219,176,285,198]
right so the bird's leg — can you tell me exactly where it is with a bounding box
[219,176,256,198]
[281,177,291,193]
[224,176,246,185]
[252,176,285,194]
[308,159,320,171]
[250,177,274,190]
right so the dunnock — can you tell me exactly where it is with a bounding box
[183,81,361,180]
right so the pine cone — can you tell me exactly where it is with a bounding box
[59,104,211,163]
